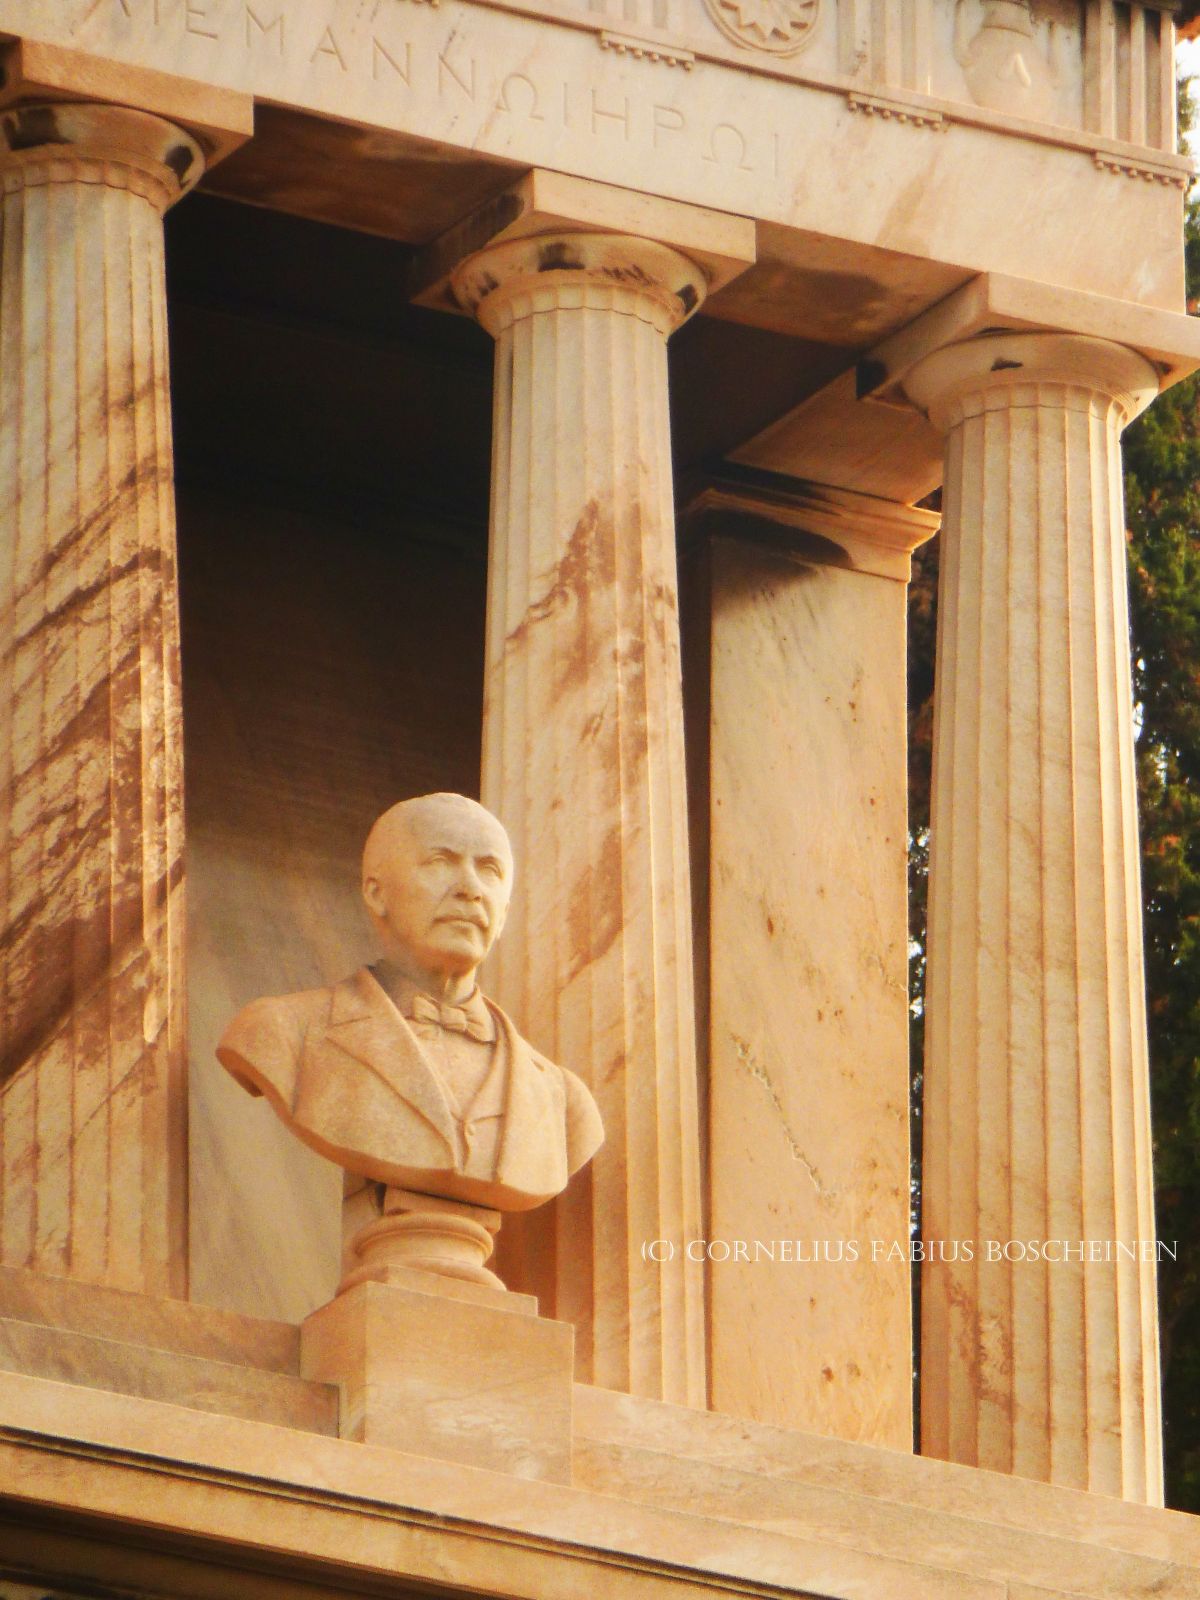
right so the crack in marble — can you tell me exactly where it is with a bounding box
[730,1031,835,1198]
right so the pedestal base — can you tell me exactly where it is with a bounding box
[300,1278,574,1482]
[341,1186,505,1293]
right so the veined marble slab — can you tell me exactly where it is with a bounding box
[0,0,1187,309]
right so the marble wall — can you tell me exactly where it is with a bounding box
[179,485,486,1323]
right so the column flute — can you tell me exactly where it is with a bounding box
[454,232,707,1405]
[0,103,201,1295]
[906,331,1163,1502]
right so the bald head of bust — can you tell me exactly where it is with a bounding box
[361,794,514,1001]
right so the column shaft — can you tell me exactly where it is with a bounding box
[455,236,706,1404]
[908,333,1162,1502]
[0,105,200,1296]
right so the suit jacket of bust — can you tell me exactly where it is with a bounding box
[216,967,603,1211]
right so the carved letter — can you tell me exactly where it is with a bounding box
[591,89,631,139]
[372,37,412,84]
[497,73,545,121]
[311,25,348,69]
[245,3,284,51]
[703,122,753,171]
[438,51,476,101]
[186,0,220,38]
[115,0,167,19]
[652,104,685,147]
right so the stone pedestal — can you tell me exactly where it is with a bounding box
[452,232,708,1406]
[904,332,1164,1502]
[340,1186,503,1293]
[0,103,202,1296]
[300,1277,574,1482]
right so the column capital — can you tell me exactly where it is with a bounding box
[902,331,1159,435]
[679,475,940,582]
[450,231,708,339]
[411,167,754,318]
[0,102,204,213]
[0,38,254,204]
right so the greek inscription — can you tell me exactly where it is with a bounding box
[373,37,412,83]
[704,122,753,170]
[106,1,792,194]
[115,0,165,20]
[497,73,545,120]
[245,4,284,52]
[652,104,685,146]
[311,25,349,68]
[438,51,476,101]
[185,0,219,38]
[591,88,630,139]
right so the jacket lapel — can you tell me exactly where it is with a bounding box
[315,968,457,1150]
[491,1003,567,1196]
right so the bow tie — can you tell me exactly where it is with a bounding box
[408,991,494,1042]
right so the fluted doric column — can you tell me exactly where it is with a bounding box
[905,332,1163,1502]
[453,234,707,1405]
[0,103,202,1296]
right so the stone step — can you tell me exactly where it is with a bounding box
[0,1316,338,1437]
[0,1265,299,1373]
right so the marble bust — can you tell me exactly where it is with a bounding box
[217,793,603,1212]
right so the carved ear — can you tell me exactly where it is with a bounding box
[362,876,385,917]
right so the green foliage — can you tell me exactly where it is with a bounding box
[906,183,1200,1511]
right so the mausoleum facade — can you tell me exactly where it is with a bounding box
[0,0,1198,1595]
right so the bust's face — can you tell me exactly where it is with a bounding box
[363,800,513,982]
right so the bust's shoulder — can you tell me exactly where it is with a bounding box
[217,980,346,1103]
[217,978,354,1076]
[223,984,335,1042]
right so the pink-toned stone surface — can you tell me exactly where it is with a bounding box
[905,331,1163,1503]
[0,1264,337,1433]
[0,1367,1198,1598]
[0,1263,299,1370]
[341,1185,508,1293]
[700,531,920,1449]
[454,231,711,1406]
[0,0,1189,315]
[300,1278,574,1482]
[0,103,201,1297]
[0,1316,338,1435]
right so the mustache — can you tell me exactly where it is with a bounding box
[436,909,489,929]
